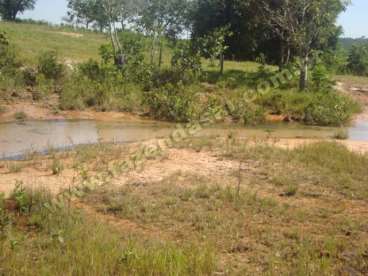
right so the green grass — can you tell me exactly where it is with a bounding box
[0,187,216,276]
[0,21,108,64]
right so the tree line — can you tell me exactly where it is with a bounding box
[1,0,364,89]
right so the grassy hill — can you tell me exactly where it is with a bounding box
[0,21,108,64]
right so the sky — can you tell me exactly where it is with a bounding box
[19,0,368,38]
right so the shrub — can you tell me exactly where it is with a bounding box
[225,90,265,125]
[14,111,27,121]
[22,67,37,86]
[311,63,333,91]
[304,92,360,126]
[37,51,64,80]
[51,157,63,175]
[144,83,202,122]
[256,90,359,126]
[171,41,202,80]
[242,102,266,125]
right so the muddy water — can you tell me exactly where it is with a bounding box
[0,119,367,159]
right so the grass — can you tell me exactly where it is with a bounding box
[0,21,108,64]
[0,187,216,275]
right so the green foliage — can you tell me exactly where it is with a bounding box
[304,92,360,126]
[199,25,232,71]
[171,41,202,79]
[37,51,64,80]
[0,0,36,21]
[257,90,359,126]
[22,67,37,86]
[0,187,216,275]
[225,91,266,125]
[10,182,31,213]
[347,44,368,76]
[311,63,333,91]
[144,83,202,122]
[0,31,19,75]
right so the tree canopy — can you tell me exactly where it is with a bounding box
[0,0,36,21]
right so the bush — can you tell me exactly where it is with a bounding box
[242,102,266,125]
[144,83,202,122]
[37,51,64,80]
[304,92,360,126]
[22,67,37,86]
[171,41,202,80]
[256,90,359,126]
[311,63,333,91]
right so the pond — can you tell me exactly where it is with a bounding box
[0,119,367,159]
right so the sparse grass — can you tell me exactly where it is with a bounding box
[0,187,217,276]
[1,138,368,274]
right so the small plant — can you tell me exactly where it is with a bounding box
[333,128,349,140]
[37,50,64,80]
[14,111,27,121]
[282,184,298,197]
[51,157,64,175]
[10,181,31,213]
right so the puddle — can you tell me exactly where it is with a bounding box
[0,119,367,159]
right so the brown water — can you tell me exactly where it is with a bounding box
[0,119,367,159]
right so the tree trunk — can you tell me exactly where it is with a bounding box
[158,41,163,69]
[285,47,291,65]
[220,53,224,75]
[299,56,309,91]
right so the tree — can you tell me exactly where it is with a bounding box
[66,0,109,30]
[200,26,232,74]
[260,0,349,90]
[347,44,368,76]
[0,0,36,21]
[137,0,190,68]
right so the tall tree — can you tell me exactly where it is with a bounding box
[0,0,36,21]
[261,0,349,90]
[137,0,190,68]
